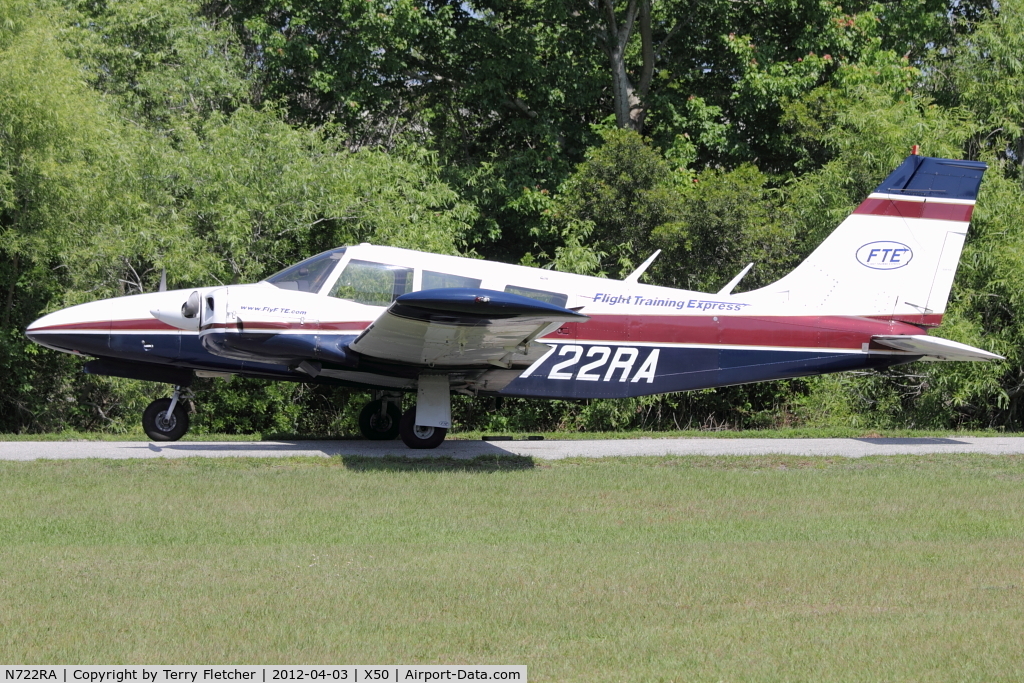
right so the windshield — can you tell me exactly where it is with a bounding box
[265,248,346,293]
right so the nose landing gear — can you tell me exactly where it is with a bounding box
[142,385,191,441]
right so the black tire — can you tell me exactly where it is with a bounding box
[142,397,189,442]
[359,400,401,440]
[399,407,448,449]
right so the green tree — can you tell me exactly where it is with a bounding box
[0,0,477,434]
[64,0,248,129]
[651,164,792,293]
[0,0,167,430]
[546,127,683,276]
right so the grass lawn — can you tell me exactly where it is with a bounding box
[1,454,1022,681]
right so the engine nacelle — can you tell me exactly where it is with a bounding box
[196,284,359,369]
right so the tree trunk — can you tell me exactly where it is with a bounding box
[632,0,655,131]
[602,0,654,133]
[609,43,635,129]
[3,252,16,330]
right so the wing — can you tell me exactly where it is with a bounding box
[349,288,588,368]
[871,335,1003,362]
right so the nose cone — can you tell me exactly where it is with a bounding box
[25,300,112,356]
[25,311,55,338]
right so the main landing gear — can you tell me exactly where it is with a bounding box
[401,374,451,449]
[398,408,447,449]
[358,394,402,440]
[357,376,451,449]
[143,385,190,441]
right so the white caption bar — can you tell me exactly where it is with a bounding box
[0,667,526,683]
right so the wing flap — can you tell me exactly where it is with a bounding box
[349,288,587,367]
[872,335,1003,361]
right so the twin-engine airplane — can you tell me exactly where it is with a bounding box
[26,154,1003,447]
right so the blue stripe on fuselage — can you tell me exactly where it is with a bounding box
[41,331,305,379]
[499,344,916,399]
[44,333,918,398]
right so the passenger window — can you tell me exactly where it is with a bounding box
[329,260,413,306]
[422,271,482,290]
[504,285,568,308]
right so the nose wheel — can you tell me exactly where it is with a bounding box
[142,385,190,441]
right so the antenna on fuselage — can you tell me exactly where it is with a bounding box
[623,250,661,284]
[158,269,167,292]
[717,263,753,295]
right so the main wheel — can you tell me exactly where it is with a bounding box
[359,400,401,440]
[142,398,189,441]
[399,407,448,449]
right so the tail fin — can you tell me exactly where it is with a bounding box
[748,155,987,325]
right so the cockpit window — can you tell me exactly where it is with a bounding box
[422,271,482,290]
[329,259,413,306]
[265,248,346,293]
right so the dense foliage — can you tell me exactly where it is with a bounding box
[2,0,1023,435]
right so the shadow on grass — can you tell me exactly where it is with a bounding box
[338,454,536,473]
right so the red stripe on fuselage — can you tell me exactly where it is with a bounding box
[30,319,177,332]
[867,313,943,327]
[198,320,374,332]
[111,319,178,331]
[50,315,931,351]
[853,198,974,222]
[33,318,375,333]
[319,321,374,331]
[554,314,929,348]
[28,321,110,332]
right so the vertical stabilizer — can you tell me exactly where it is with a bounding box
[746,156,986,324]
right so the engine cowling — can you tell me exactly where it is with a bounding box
[150,290,202,331]
[196,285,358,369]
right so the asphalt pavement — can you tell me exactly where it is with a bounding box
[3,436,1024,460]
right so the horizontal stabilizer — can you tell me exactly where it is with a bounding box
[871,335,1003,362]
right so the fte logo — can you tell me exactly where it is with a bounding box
[856,241,914,270]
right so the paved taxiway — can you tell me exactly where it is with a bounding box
[3,436,1024,460]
